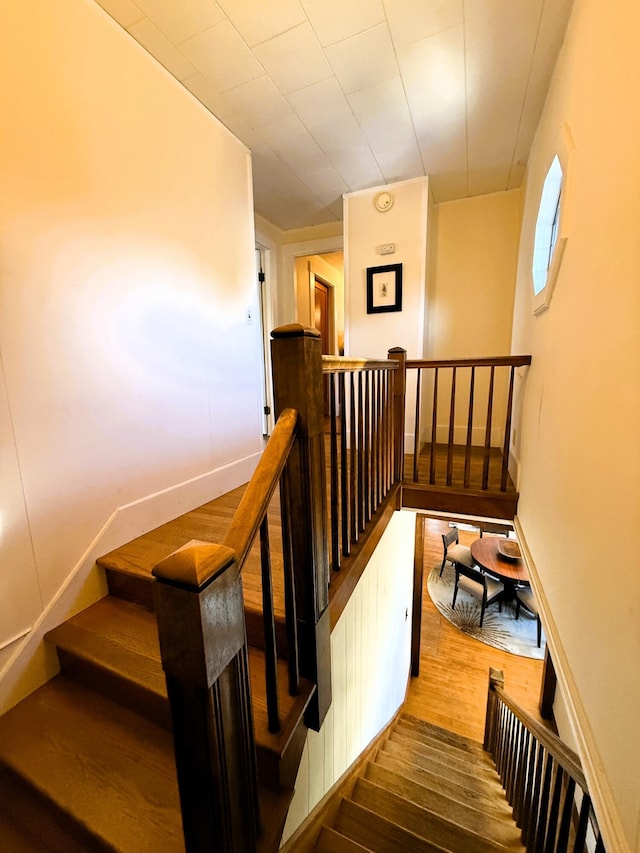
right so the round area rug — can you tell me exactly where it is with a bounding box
[427,564,545,660]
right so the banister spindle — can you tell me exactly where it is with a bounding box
[501,365,516,492]
[446,367,457,486]
[482,365,495,490]
[260,517,280,734]
[339,372,350,558]
[413,368,421,483]
[429,367,439,485]
[329,372,340,572]
[464,366,475,488]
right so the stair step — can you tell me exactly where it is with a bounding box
[395,718,486,758]
[374,751,507,804]
[102,563,156,610]
[386,730,497,775]
[381,738,500,784]
[316,825,373,852]
[0,676,183,851]
[334,798,447,853]
[46,596,169,728]
[399,713,484,752]
[365,762,520,846]
[45,594,314,789]
[351,778,520,853]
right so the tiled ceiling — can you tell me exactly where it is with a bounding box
[95,0,574,230]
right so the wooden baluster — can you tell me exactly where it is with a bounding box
[260,517,280,733]
[484,668,504,753]
[482,365,495,490]
[388,347,406,486]
[383,370,391,494]
[573,792,593,851]
[329,372,340,572]
[556,775,575,852]
[364,371,371,523]
[411,514,425,677]
[446,366,457,486]
[279,474,300,696]
[339,372,350,557]
[271,324,331,731]
[357,372,365,531]
[413,367,421,483]
[349,372,357,544]
[501,365,516,492]
[153,542,259,852]
[535,751,554,853]
[429,367,438,485]
[377,370,384,505]
[464,366,475,488]
[371,370,378,511]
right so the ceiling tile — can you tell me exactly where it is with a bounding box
[399,24,466,121]
[95,0,144,28]
[253,23,332,93]
[258,114,334,174]
[464,0,543,49]
[184,73,236,118]
[310,115,369,158]
[217,0,307,47]
[376,145,425,182]
[127,18,197,80]
[133,0,225,44]
[286,77,353,130]
[220,112,266,149]
[302,0,385,47]
[225,76,294,125]
[325,23,399,94]
[300,166,350,205]
[179,20,263,91]
[328,146,385,189]
[385,0,463,49]
[347,77,416,145]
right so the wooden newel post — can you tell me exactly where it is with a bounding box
[483,667,505,752]
[388,347,407,488]
[270,324,331,731]
[152,541,260,852]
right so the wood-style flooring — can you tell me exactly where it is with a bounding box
[405,516,546,743]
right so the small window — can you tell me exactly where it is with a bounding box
[532,155,563,296]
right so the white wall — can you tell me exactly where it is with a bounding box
[0,0,262,687]
[429,190,522,446]
[282,508,416,842]
[512,0,640,849]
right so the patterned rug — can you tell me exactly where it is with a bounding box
[427,564,545,660]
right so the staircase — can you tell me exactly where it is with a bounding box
[312,713,525,853]
[0,556,313,851]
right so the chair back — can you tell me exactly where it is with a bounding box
[442,528,459,551]
[455,561,486,588]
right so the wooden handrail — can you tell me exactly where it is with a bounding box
[487,671,587,789]
[484,669,605,852]
[407,355,532,369]
[224,407,297,568]
[322,354,399,373]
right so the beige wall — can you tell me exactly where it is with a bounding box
[282,509,416,843]
[512,0,640,849]
[429,190,522,446]
[0,0,261,688]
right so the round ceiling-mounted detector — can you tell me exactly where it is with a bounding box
[374,191,394,212]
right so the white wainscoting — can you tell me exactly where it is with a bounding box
[282,508,417,842]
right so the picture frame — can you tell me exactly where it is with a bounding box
[366,263,402,314]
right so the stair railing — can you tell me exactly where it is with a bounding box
[484,669,606,853]
[405,355,531,490]
[152,407,299,852]
[151,324,406,851]
[320,346,403,574]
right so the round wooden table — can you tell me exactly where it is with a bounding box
[470,538,529,599]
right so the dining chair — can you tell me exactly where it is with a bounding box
[452,563,504,627]
[440,528,474,576]
[515,587,542,647]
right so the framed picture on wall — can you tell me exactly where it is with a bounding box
[366,263,402,314]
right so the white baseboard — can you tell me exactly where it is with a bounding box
[514,518,630,853]
[0,451,262,714]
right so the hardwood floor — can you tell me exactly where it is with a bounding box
[405,516,547,744]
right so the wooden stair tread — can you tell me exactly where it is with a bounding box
[0,676,183,851]
[386,731,498,775]
[374,750,506,800]
[381,738,500,783]
[392,723,486,760]
[364,762,520,846]
[316,825,373,852]
[399,713,485,751]
[352,778,524,852]
[334,799,447,853]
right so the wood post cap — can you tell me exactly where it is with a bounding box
[271,323,321,339]
[152,540,237,590]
